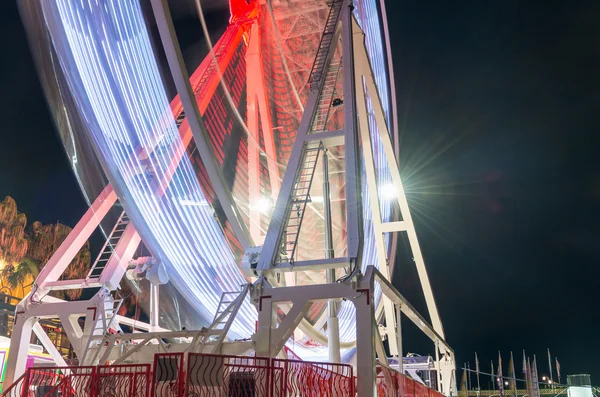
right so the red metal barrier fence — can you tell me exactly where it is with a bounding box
[377,363,445,397]
[153,353,185,397]
[1,364,149,397]
[3,354,454,397]
[272,358,355,396]
[96,364,151,397]
[185,353,271,397]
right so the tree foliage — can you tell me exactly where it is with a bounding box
[0,196,91,300]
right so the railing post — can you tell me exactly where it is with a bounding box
[284,359,289,396]
[267,357,272,397]
[91,366,98,397]
[146,364,152,397]
[182,353,189,397]
[129,372,135,397]
[20,369,30,397]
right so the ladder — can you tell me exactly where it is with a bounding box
[279,141,323,263]
[212,291,243,330]
[192,286,249,354]
[308,0,344,89]
[173,25,237,129]
[81,298,123,365]
[311,58,342,132]
[86,211,130,281]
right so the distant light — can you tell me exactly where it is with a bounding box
[505,381,509,386]
[542,376,547,381]
[252,197,272,213]
[497,378,501,382]
[548,380,553,384]
[381,183,398,200]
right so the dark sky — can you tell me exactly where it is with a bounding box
[1,0,599,382]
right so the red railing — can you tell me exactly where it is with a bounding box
[185,353,271,397]
[272,358,355,396]
[1,367,63,397]
[46,366,95,396]
[96,364,151,397]
[2,354,361,397]
[377,363,445,397]
[168,353,354,397]
[153,353,185,397]
[1,365,149,397]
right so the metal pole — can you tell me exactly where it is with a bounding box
[547,349,554,392]
[395,304,403,374]
[150,284,159,331]
[323,149,340,363]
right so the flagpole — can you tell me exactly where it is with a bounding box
[475,353,481,395]
[498,352,504,397]
[547,349,555,392]
[532,355,540,397]
[527,357,533,397]
[462,366,469,397]
[468,362,473,392]
[510,352,518,397]
[555,358,561,385]
[491,361,496,390]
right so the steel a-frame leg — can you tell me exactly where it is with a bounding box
[257,0,363,271]
[352,17,445,356]
[253,275,376,397]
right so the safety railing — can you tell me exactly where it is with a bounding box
[185,353,271,397]
[183,353,354,397]
[96,364,151,397]
[1,365,149,397]
[1,367,63,397]
[47,366,95,396]
[272,358,355,396]
[2,354,356,397]
[377,363,445,397]
[153,353,185,397]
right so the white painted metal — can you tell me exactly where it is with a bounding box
[150,283,160,331]
[4,3,456,397]
[36,184,117,289]
[355,40,445,339]
[323,149,341,363]
[257,0,344,271]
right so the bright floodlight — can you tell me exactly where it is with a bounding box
[381,183,398,200]
[543,376,547,381]
[253,197,272,213]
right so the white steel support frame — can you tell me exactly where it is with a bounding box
[251,2,454,395]
[4,3,456,397]
[352,20,445,338]
[5,186,146,384]
[252,266,455,397]
[6,2,263,382]
[257,0,363,273]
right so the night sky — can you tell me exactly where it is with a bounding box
[1,0,599,381]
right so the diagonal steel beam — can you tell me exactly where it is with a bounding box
[149,0,252,250]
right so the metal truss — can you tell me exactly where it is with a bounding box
[5,1,455,396]
[252,265,456,397]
